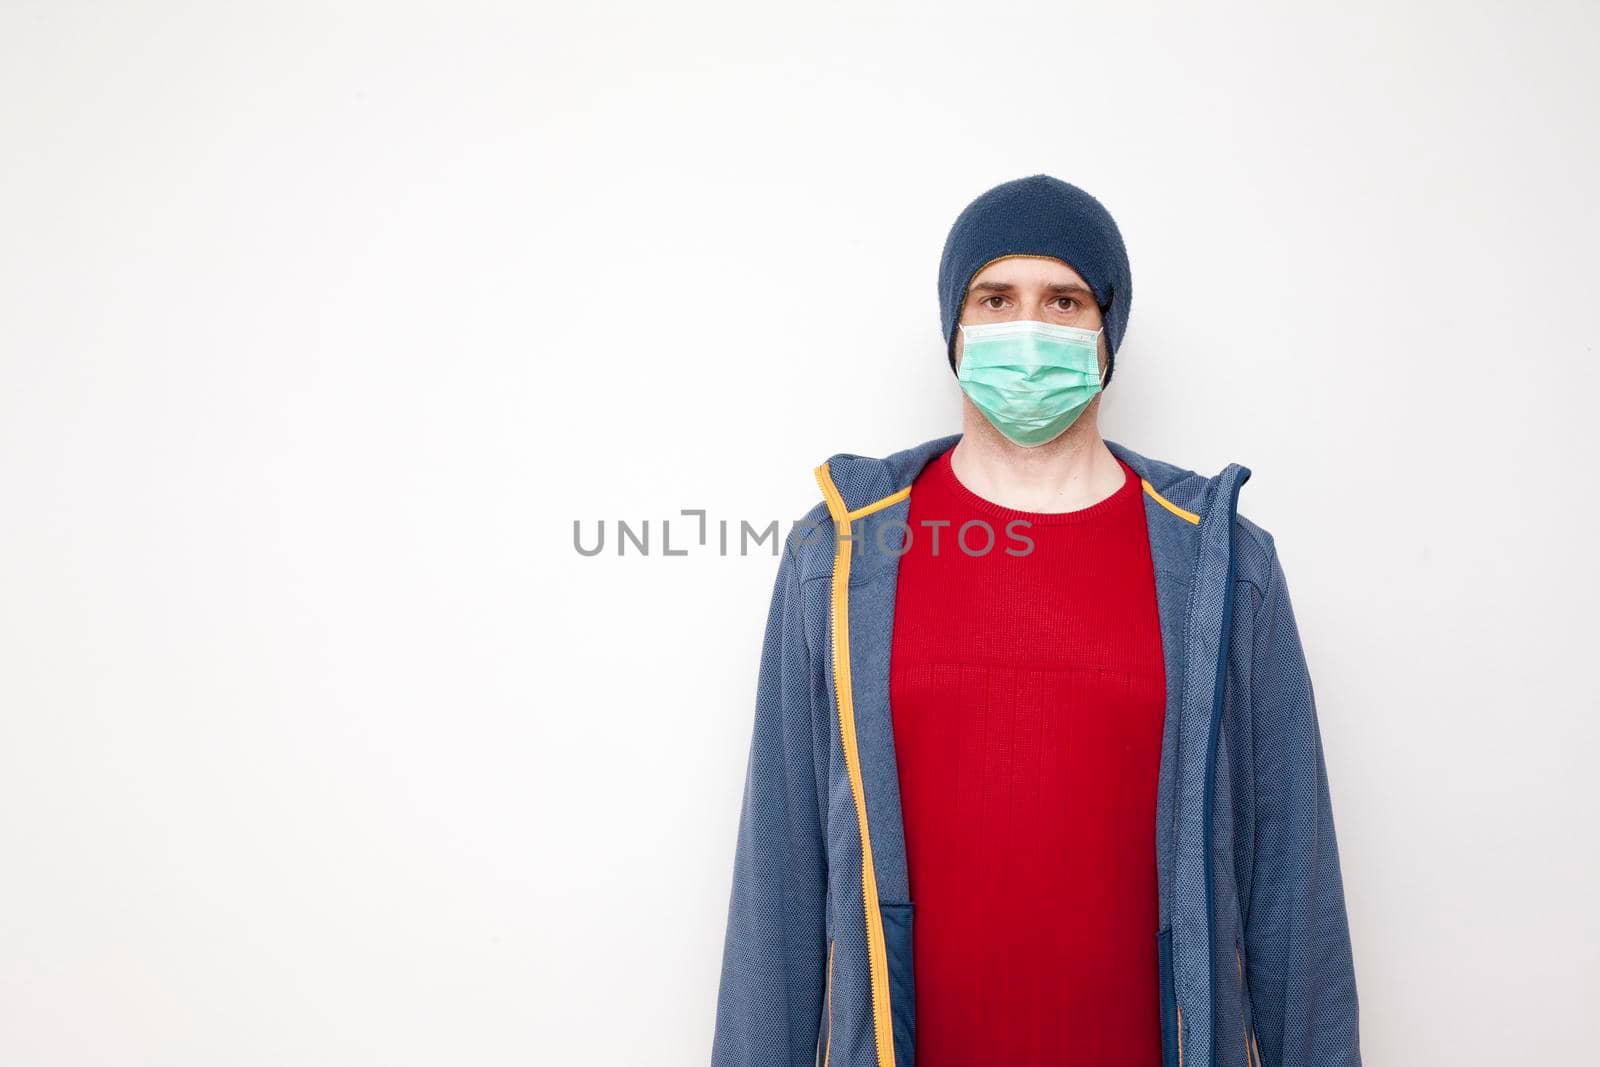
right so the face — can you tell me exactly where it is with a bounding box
[954,255,1108,374]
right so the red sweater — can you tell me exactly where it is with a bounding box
[888,445,1166,1066]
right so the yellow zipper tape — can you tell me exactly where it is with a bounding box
[1141,478,1201,525]
[814,462,897,1067]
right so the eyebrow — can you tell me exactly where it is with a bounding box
[969,281,1094,296]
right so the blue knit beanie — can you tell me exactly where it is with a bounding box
[937,174,1133,387]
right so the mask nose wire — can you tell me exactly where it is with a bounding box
[956,320,1108,384]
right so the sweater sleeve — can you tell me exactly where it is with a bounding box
[711,540,829,1066]
[1243,541,1362,1067]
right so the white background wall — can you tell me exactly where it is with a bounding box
[3,2,1596,1063]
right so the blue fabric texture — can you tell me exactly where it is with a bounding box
[710,434,1360,1067]
[937,174,1133,386]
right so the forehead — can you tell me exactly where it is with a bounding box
[967,254,1088,290]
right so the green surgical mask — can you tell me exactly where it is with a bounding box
[956,319,1105,447]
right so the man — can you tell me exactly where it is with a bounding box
[711,174,1359,1067]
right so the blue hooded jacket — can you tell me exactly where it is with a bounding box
[711,433,1360,1067]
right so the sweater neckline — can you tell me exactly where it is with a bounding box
[924,445,1139,527]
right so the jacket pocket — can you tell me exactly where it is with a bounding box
[820,936,836,1066]
[1234,937,1256,1067]
[1157,927,1180,1067]
[880,901,916,1067]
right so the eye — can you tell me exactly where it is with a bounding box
[1054,297,1079,311]
[982,295,1006,310]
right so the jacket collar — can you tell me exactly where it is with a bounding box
[816,432,1232,522]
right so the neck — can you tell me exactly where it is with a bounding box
[949,401,1125,513]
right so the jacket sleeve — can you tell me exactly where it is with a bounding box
[1243,541,1361,1067]
[711,539,829,1067]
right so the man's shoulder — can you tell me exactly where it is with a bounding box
[814,434,962,511]
[1232,509,1280,597]
[781,434,962,584]
[781,498,837,586]
[1105,437,1285,597]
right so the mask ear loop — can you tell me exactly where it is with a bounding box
[1096,288,1115,388]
